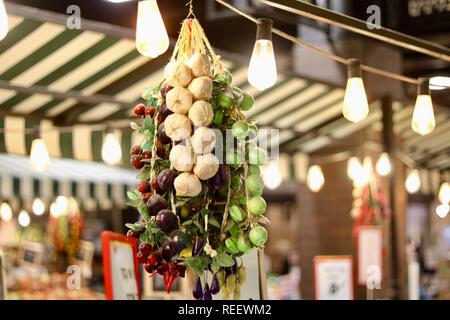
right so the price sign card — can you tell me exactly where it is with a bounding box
[357,226,383,286]
[314,256,353,300]
[102,231,141,300]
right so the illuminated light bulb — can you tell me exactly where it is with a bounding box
[342,59,369,123]
[105,0,133,3]
[55,196,68,215]
[307,165,325,193]
[438,182,450,204]
[347,156,363,181]
[67,197,79,213]
[411,78,435,135]
[405,169,421,194]
[262,161,282,190]
[50,202,59,218]
[376,152,391,176]
[247,18,277,91]
[436,203,449,219]
[102,131,122,165]
[429,76,450,91]
[0,202,12,221]
[0,0,8,41]
[32,198,45,216]
[30,138,50,172]
[18,210,30,227]
[135,0,169,58]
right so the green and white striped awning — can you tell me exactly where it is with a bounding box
[0,153,135,209]
[1,3,449,176]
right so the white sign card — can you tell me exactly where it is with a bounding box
[408,261,420,300]
[314,256,353,300]
[357,226,383,286]
[110,241,139,300]
[101,231,140,300]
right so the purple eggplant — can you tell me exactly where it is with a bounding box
[161,242,176,262]
[193,277,203,300]
[219,164,228,182]
[210,274,220,294]
[210,173,223,191]
[202,283,212,300]
[192,235,205,256]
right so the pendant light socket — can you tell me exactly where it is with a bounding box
[256,18,273,41]
[417,77,430,95]
[347,59,362,78]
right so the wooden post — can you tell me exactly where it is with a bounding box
[381,96,406,299]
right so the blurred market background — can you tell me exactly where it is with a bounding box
[0,0,449,300]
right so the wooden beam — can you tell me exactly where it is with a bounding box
[0,80,131,108]
[257,0,450,63]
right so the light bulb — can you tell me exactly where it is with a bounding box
[343,59,369,123]
[135,0,169,58]
[56,196,68,215]
[411,78,435,135]
[347,157,363,181]
[102,132,122,165]
[438,182,450,204]
[32,198,45,216]
[436,203,449,218]
[247,18,277,91]
[376,152,391,176]
[307,165,325,193]
[50,202,59,218]
[0,202,12,221]
[18,210,30,227]
[30,138,50,172]
[0,0,8,41]
[262,161,282,190]
[405,169,421,194]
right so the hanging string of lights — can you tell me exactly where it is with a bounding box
[214,0,446,136]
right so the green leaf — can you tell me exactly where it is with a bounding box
[137,169,151,181]
[142,140,153,151]
[139,230,151,243]
[211,258,220,273]
[193,220,205,234]
[137,204,149,220]
[217,253,235,267]
[185,256,209,277]
[208,216,221,229]
[126,199,141,208]
[125,222,145,232]
[127,191,141,200]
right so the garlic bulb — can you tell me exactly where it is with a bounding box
[187,53,211,78]
[188,76,213,101]
[174,172,202,197]
[166,87,193,115]
[188,101,214,127]
[169,144,194,172]
[164,114,192,141]
[191,127,216,154]
[164,61,192,88]
[194,154,219,180]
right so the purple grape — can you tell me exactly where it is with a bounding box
[158,102,173,121]
[169,230,189,254]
